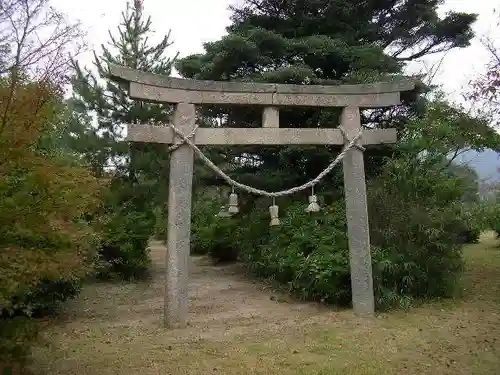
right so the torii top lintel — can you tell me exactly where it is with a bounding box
[108,64,415,108]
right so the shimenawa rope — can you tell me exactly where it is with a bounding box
[165,123,363,198]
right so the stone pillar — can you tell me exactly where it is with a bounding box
[262,107,279,128]
[341,106,375,316]
[165,103,196,328]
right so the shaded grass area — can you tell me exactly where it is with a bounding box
[30,234,499,375]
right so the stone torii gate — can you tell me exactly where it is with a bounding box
[109,64,415,328]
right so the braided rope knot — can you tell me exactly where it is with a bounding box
[338,126,365,152]
[168,124,199,151]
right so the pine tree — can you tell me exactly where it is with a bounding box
[176,0,477,199]
[71,0,177,177]
[175,0,499,305]
[69,0,178,278]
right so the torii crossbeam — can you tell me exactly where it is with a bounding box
[109,64,415,328]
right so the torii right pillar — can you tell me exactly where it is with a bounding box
[341,106,374,316]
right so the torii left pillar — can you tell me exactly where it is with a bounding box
[164,103,196,328]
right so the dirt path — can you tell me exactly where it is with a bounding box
[30,237,500,375]
[54,240,328,340]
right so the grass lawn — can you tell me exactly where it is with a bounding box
[29,233,500,375]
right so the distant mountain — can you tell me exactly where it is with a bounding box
[454,149,500,184]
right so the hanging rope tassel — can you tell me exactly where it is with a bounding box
[305,186,321,213]
[269,198,280,226]
[228,186,239,215]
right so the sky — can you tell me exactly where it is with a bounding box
[50,0,499,105]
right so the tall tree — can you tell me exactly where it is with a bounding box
[469,8,500,127]
[176,0,477,199]
[0,0,84,82]
[69,0,178,278]
[0,0,101,368]
[70,0,177,178]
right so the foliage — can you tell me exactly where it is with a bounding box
[189,188,227,255]
[399,95,500,160]
[191,95,494,309]
[191,192,279,262]
[189,187,244,261]
[195,218,241,263]
[399,97,500,244]
[444,165,481,244]
[460,227,481,245]
[457,202,484,244]
[0,316,39,372]
[241,201,352,305]
[367,100,494,304]
[368,158,467,307]
[0,0,84,83]
[176,0,477,205]
[94,177,155,279]
[0,77,102,364]
[235,155,469,310]
[0,0,95,369]
[481,193,500,238]
[69,1,178,278]
[468,9,500,127]
[0,77,102,310]
[231,153,470,310]
[492,204,500,239]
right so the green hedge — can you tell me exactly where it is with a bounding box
[240,201,353,305]
[94,177,156,280]
[191,194,273,262]
[95,208,153,280]
[191,156,473,310]
[196,195,466,309]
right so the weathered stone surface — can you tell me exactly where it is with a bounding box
[274,80,415,94]
[164,103,196,328]
[130,82,274,106]
[112,63,414,108]
[110,63,277,93]
[262,107,279,128]
[341,106,375,316]
[129,82,403,107]
[126,124,397,146]
[270,92,401,108]
[110,63,415,95]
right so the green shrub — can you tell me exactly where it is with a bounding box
[91,174,156,280]
[368,157,466,307]
[369,203,465,308]
[0,79,103,368]
[96,208,154,280]
[153,205,166,241]
[195,218,241,262]
[459,228,481,244]
[485,199,500,238]
[233,155,469,310]
[157,187,231,257]
[190,188,227,255]
[236,204,274,256]
[190,156,469,310]
[191,194,274,262]
[457,202,488,244]
[241,201,352,305]
[489,213,500,239]
[0,317,40,374]
[8,278,82,318]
